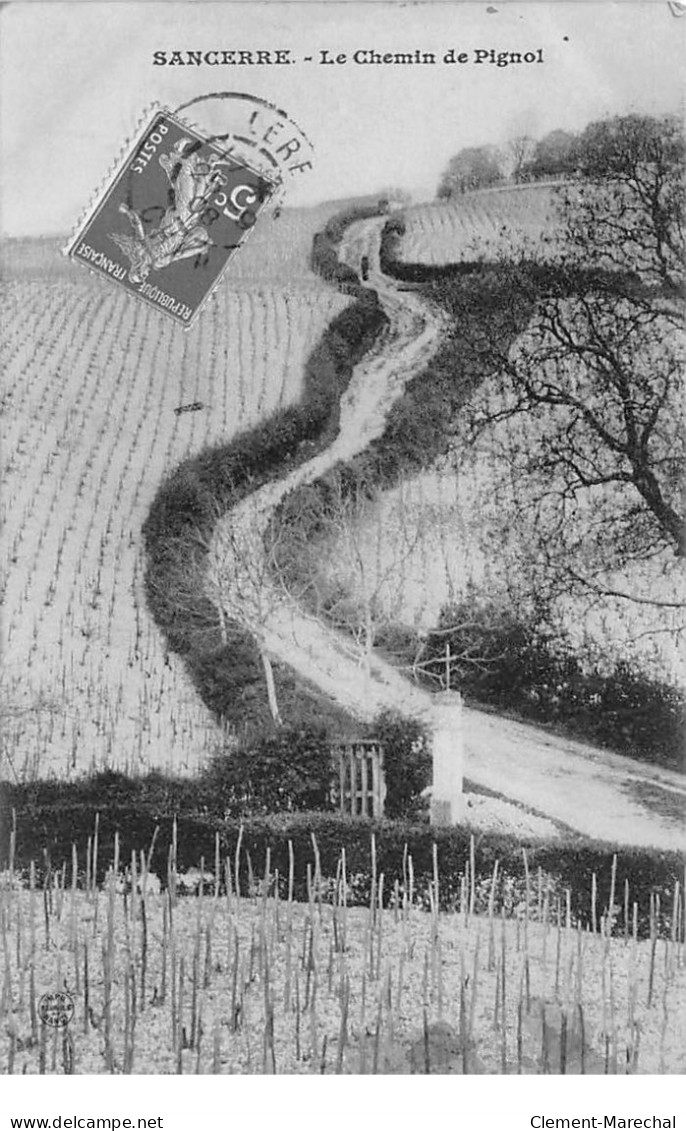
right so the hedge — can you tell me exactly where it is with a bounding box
[273,218,684,770]
[310,203,386,295]
[141,203,389,732]
[423,607,686,772]
[1,790,681,941]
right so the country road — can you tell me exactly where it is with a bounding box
[207,217,685,851]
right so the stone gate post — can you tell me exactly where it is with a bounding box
[429,689,464,826]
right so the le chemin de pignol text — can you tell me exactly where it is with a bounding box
[151,47,545,68]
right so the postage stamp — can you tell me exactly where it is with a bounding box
[66,108,276,326]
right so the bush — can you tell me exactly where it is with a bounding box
[310,203,386,295]
[374,225,684,773]
[422,599,686,771]
[142,258,387,733]
[378,216,406,275]
[0,795,681,939]
[366,711,431,818]
[200,725,335,817]
[0,769,212,821]
[270,257,545,633]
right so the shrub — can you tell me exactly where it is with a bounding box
[310,202,387,295]
[0,769,211,821]
[366,710,431,818]
[142,265,386,733]
[1,797,681,939]
[521,129,578,181]
[200,725,336,817]
[422,599,686,771]
[378,216,406,274]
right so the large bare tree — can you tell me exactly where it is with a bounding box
[461,114,684,616]
[565,113,684,296]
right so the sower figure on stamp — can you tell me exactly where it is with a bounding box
[109,139,228,283]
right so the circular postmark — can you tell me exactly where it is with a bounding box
[38,990,75,1029]
[174,91,315,204]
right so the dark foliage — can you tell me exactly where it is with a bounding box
[520,129,578,181]
[142,208,387,732]
[310,203,387,295]
[422,601,686,771]
[200,725,336,817]
[437,145,504,198]
[0,791,681,940]
[378,215,406,273]
[574,113,683,183]
[365,711,431,818]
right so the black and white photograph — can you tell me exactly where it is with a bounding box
[1,0,684,1109]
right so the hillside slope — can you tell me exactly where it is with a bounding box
[206,216,685,850]
[0,207,353,779]
[398,183,564,265]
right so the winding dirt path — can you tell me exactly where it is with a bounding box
[206,218,685,851]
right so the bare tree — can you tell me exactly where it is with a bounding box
[567,113,684,295]
[205,504,288,725]
[480,292,684,558]
[271,471,429,682]
[507,135,537,183]
[457,113,685,617]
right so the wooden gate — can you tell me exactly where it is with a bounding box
[334,741,386,818]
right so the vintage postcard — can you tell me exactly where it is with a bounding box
[1,0,684,1109]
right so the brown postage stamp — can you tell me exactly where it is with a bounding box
[66,108,276,326]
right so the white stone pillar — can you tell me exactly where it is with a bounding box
[429,690,464,826]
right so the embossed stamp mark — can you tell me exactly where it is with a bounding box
[67,109,275,326]
[38,990,75,1028]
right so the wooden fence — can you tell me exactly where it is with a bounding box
[333,741,386,818]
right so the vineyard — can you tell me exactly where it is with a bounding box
[326,445,685,689]
[1,171,684,1078]
[1,835,684,1074]
[396,183,563,265]
[0,210,353,781]
[329,185,685,692]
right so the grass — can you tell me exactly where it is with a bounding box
[621,781,686,826]
[1,831,684,1075]
[462,779,584,841]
